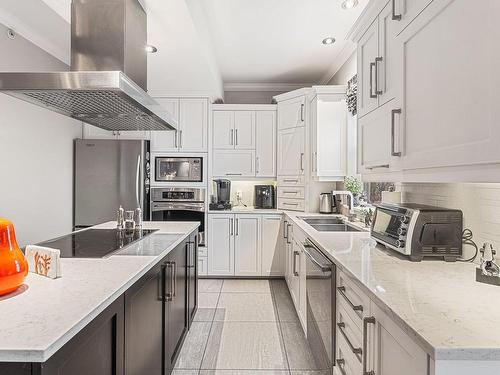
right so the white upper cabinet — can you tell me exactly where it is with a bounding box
[212,150,256,177]
[391,0,434,34]
[179,98,208,152]
[309,87,347,181]
[151,97,208,152]
[256,111,277,177]
[233,111,255,150]
[277,96,305,130]
[397,0,500,172]
[278,127,305,176]
[213,111,235,149]
[150,98,179,151]
[357,19,379,118]
[83,125,150,140]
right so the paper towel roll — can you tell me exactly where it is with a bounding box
[381,191,401,204]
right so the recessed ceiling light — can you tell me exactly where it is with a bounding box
[145,45,158,53]
[322,37,336,45]
[341,0,359,9]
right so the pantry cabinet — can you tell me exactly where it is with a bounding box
[211,105,277,178]
[151,97,208,152]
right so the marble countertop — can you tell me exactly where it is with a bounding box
[208,207,283,214]
[284,211,500,361]
[0,221,198,362]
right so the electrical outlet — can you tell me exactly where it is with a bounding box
[236,191,243,200]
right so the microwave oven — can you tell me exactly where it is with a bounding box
[155,157,203,182]
[371,203,463,262]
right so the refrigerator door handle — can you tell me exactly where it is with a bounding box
[136,154,141,207]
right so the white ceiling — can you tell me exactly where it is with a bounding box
[197,0,368,85]
[0,0,366,97]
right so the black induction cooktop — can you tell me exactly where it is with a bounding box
[36,228,158,258]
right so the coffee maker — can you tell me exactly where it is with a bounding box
[210,179,232,210]
[254,185,275,209]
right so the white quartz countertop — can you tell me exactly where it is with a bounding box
[0,221,198,362]
[284,211,500,361]
[208,207,283,214]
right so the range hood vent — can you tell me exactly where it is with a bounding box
[0,0,176,132]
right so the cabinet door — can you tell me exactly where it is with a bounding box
[151,98,179,152]
[298,245,307,331]
[234,215,261,276]
[278,96,305,130]
[213,111,234,149]
[41,296,124,375]
[125,264,163,375]
[165,241,188,370]
[117,131,151,140]
[392,0,434,34]
[212,150,256,177]
[179,98,208,151]
[397,0,500,171]
[358,100,401,174]
[368,302,428,375]
[289,239,301,310]
[234,111,256,149]
[256,111,277,177]
[278,127,305,176]
[261,215,285,277]
[378,2,400,106]
[83,124,118,139]
[208,214,234,276]
[357,19,379,118]
[198,257,208,276]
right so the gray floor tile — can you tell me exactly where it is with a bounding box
[198,292,220,307]
[172,371,200,375]
[221,279,272,293]
[175,322,212,369]
[273,291,300,323]
[200,371,290,375]
[194,308,216,322]
[270,279,289,295]
[281,322,322,370]
[215,292,278,321]
[201,322,288,370]
[199,279,224,293]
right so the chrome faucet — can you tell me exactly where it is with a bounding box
[331,190,354,215]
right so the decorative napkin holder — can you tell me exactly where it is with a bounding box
[25,245,62,279]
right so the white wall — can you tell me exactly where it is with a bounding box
[223,90,285,104]
[327,51,357,85]
[401,183,500,261]
[0,22,82,246]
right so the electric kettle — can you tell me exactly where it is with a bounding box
[319,193,333,214]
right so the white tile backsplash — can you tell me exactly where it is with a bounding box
[401,183,500,260]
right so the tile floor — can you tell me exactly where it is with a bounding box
[172,279,329,375]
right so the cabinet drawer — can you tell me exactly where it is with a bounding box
[277,186,305,199]
[337,301,363,362]
[277,175,305,186]
[278,198,305,212]
[337,272,371,330]
[336,325,363,375]
[198,247,208,257]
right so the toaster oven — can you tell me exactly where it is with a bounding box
[371,203,463,262]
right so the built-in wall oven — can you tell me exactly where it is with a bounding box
[155,157,202,182]
[303,238,336,372]
[151,187,206,246]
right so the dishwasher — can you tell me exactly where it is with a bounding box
[303,237,336,372]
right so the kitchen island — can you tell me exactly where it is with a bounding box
[0,221,199,375]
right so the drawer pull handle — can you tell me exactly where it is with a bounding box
[336,358,347,375]
[337,322,362,357]
[366,164,389,170]
[283,191,299,194]
[293,250,300,276]
[363,316,376,375]
[283,179,299,183]
[338,286,363,312]
[392,0,402,20]
[283,202,299,206]
[369,62,377,99]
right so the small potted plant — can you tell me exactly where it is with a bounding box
[344,176,363,207]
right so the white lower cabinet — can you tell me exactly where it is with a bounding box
[208,214,283,277]
[234,215,261,276]
[261,215,285,277]
[198,256,208,276]
[207,214,234,276]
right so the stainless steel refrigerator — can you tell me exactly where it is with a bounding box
[74,139,150,228]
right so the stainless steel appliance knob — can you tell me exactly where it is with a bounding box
[401,216,410,224]
[397,227,407,236]
[396,239,406,248]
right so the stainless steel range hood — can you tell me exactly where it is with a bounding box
[0,0,176,131]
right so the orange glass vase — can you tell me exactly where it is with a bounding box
[0,218,28,296]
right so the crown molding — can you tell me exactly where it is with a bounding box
[223,82,313,92]
[319,42,357,85]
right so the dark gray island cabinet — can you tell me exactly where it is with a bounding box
[1,231,198,375]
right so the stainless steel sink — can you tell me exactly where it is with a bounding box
[299,217,365,232]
